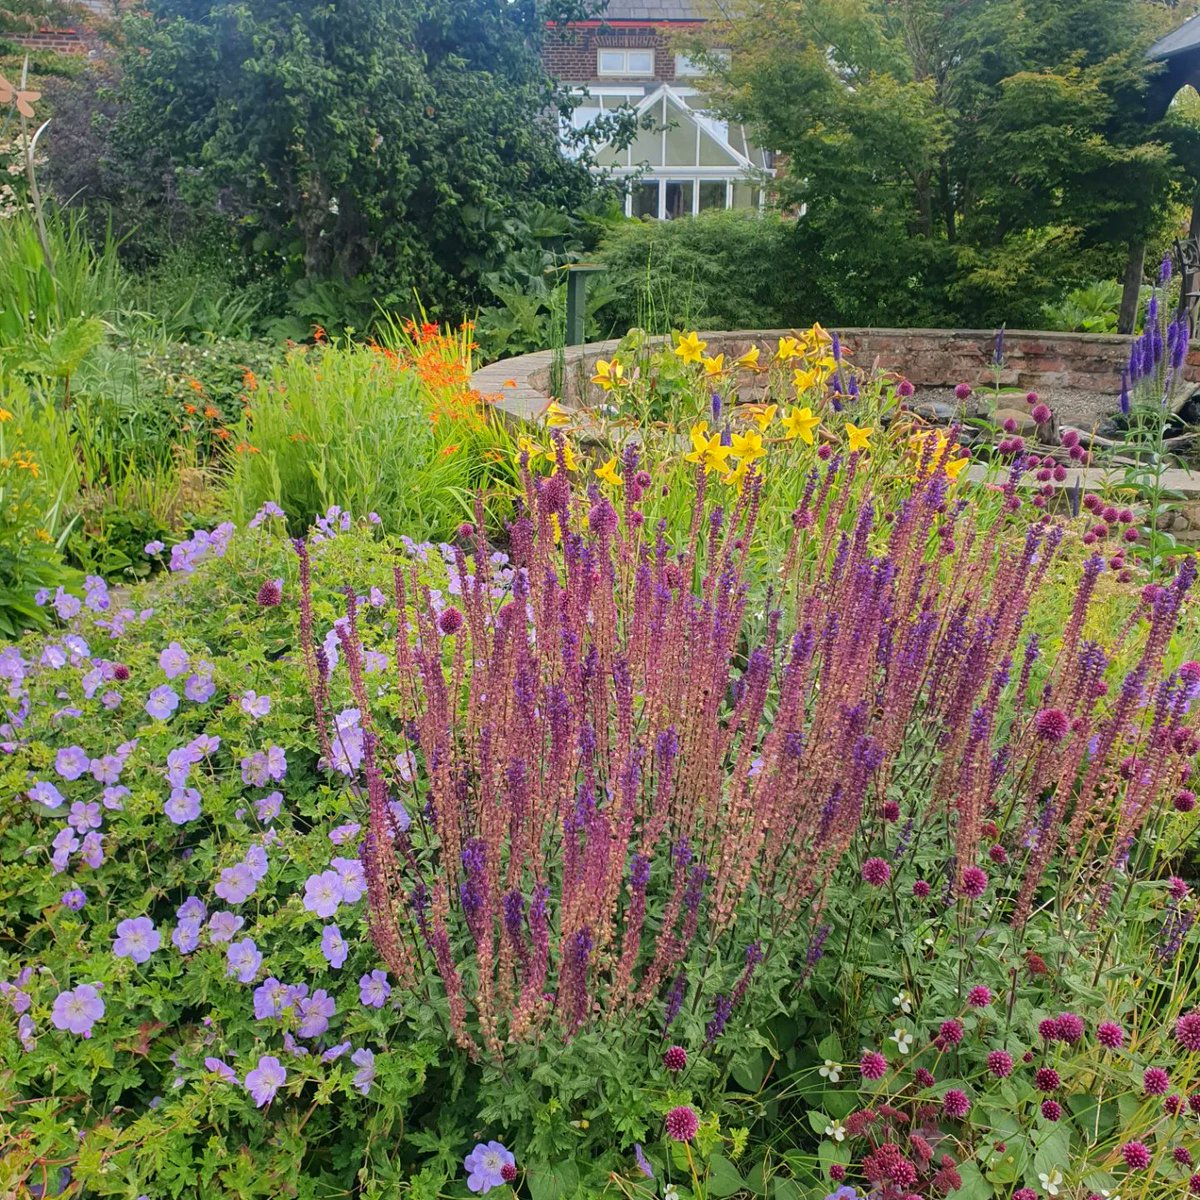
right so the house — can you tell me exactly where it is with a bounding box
[544,0,773,218]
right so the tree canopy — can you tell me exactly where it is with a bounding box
[111,0,604,316]
[686,0,1200,326]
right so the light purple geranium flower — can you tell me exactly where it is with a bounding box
[61,888,87,910]
[297,988,336,1038]
[252,792,282,824]
[159,642,190,679]
[144,540,165,556]
[330,856,366,903]
[90,754,124,784]
[320,925,348,969]
[177,896,206,921]
[53,588,81,620]
[172,919,202,954]
[79,831,104,868]
[244,845,268,881]
[226,938,263,984]
[102,785,129,811]
[351,1048,375,1095]
[145,685,179,720]
[55,745,89,781]
[203,1056,238,1084]
[184,671,216,703]
[208,911,244,943]
[113,917,161,964]
[215,862,257,905]
[322,1040,352,1063]
[464,1142,516,1194]
[240,690,271,718]
[18,1013,35,1051]
[51,983,104,1037]
[328,822,361,846]
[359,970,390,1009]
[303,870,345,918]
[252,977,301,1020]
[28,780,64,809]
[68,801,102,833]
[165,787,202,825]
[244,1054,286,1108]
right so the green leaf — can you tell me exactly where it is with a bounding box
[706,1153,747,1198]
[526,1159,581,1200]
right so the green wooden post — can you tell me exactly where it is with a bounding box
[564,264,605,346]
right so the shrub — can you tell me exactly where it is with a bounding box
[594,210,807,334]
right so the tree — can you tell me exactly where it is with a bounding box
[111,0,603,317]
[684,0,1191,327]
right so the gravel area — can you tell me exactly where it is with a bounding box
[914,385,1122,432]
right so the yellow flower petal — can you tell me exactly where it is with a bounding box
[846,423,873,453]
[674,331,707,365]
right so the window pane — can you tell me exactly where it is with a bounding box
[632,180,659,219]
[598,51,625,74]
[628,50,654,74]
[732,181,755,209]
[664,180,694,219]
[699,181,726,211]
[665,113,697,166]
[675,55,703,77]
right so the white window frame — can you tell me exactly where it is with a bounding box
[597,48,655,77]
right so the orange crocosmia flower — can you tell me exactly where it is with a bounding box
[503,379,517,388]
[184,403,197,415]
[441,443,461,457]
[242,369,258,391]
[203,406,221,420]
[421,322,438,339]
[312,325,327,343]
[234,442,260,454]
[214,428,231,441]
[188,379,204,393]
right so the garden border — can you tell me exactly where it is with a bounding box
[473,328,1200,505]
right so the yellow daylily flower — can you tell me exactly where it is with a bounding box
[722,457,751,493]
[684,422,733,475]
[544,400,571,427]
[591,359,625,391]
[674,331,707,365]
[846,423,873,453]
[792,366,824,394]
[808,322,833,345]
[595,456,624,488]
[702,353,725,377]
[730,428,766,464]
[736,346,761,369]
[517,435,545,465]
[775,336,803,363]
[750,403,777,431]
[552,440,579,473]
[0,408,11,422]
[685,420,711,457]
[810,354,838,373]
[944,454,970,481]
[781,407,820,445]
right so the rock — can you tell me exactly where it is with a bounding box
[991,407,1038,435]
[903,400,958,424]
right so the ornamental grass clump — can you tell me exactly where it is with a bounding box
[296,435,1197,1063]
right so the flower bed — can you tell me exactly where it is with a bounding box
[2,396,1199,1199]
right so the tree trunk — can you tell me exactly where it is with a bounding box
[1117,240,1145,336]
